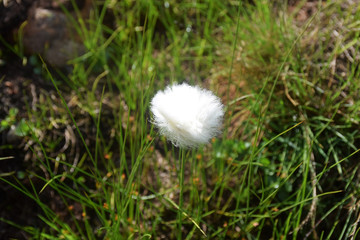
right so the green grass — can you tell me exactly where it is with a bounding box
[1,0,360,239]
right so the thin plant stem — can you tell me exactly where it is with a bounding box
[178,148,186,240]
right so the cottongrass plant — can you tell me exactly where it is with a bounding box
[150,83,224,238]
[150,83,224,149]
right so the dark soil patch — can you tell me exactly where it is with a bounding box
[0,0,33,39]
[0,54,54,239]
[0,0,87,236]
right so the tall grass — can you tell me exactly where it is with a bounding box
[1,0,360,239]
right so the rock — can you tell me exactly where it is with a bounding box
[6,126,22,144]
[0,0,91,67]
[22,7,86,67]
[36,0,86,11]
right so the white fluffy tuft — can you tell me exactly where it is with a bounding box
[150,83,224,148]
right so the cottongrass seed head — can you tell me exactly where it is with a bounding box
[150,83,224,149]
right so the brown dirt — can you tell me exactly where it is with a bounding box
[0,1,90,238]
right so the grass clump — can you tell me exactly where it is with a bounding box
[1,0,360,239]
[210,0,360,238]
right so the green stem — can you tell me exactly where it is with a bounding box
[178,148,185,240]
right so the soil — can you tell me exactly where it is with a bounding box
[0,1,90,238]
[0,45,49,240]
